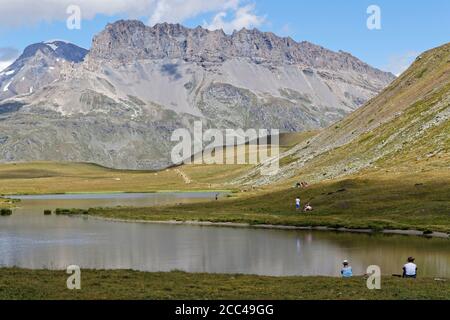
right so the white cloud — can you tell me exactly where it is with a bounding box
[0,61,14,73]
[0,0,157,27]
[204,3,265,33]
[148,0,240,26]
[0,47,19,72]
[0,0,262,31]
[0,0,153,26]
[385,51,419,76]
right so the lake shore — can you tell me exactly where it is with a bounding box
[1,162,449,235]
[1,268,448,300]
[77,169,450,235]
[88,215,450,239]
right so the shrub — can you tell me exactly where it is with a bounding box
[55,208,88,215]
[0,208,13,216]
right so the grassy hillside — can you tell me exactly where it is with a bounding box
[1,269,449,300]
[239,42,450,186]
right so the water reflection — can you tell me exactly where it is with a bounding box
[0,193,449,277]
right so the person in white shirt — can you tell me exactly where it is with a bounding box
[295,197,301,210]
[403,257,418,278]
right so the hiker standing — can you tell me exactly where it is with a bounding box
[295,197,301,210]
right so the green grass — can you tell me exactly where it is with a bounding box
[0,161,247,195]
[1,268,448,300]
[0,198,8,208]
[0,132,315,195]
[0,197,19,208]
[88,171,450,233]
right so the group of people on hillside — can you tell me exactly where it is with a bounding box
[340,257,418,278]
[294,179,313,212]
[296,181,309,189]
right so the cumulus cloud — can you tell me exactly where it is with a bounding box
[204,3,266,33]
[148,0,240,25]
[385,51,419,76]
[0,0,153,26]
[0,0,264,32]
[0,47,20,72]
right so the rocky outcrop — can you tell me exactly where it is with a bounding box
[0,41,88,100]
[0,21,395,170]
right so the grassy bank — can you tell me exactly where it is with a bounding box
[1,162,449,233]
[89,170,450,234]
[0,197,19,208]
[0,268,448,300]
[0,198,9,208]
[0,162,248,195]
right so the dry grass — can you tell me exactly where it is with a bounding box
[1,268,449,300]
[0,161,248,195]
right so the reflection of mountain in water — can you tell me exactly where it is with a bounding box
[1,195,449,277]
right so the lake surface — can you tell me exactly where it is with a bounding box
[0,193,449,277]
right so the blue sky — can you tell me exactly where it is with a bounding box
[0,0,449,75]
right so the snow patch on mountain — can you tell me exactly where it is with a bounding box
[3,81,12,92]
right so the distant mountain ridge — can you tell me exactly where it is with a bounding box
[0,40,87,100]
[0,20,395,170]
[90,20,393,80]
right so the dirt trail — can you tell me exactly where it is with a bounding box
[175,169,192,184]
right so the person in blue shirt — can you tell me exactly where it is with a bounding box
[341,260,353,278]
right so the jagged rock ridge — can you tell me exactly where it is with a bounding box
[0,21,395,170]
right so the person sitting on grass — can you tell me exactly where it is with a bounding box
[303,203,313,212]
[341,260,353,278]
[403,257,417,278]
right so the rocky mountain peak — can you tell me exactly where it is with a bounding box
[15,41,88,65]
[89,20,394,82]
[0,41,88,100]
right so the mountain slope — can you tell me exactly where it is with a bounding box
[239,42,450,186]
[0,41,87,100]
[0,21,394,169]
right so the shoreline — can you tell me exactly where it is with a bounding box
[87,215,450,239]
[1,190,233,197]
